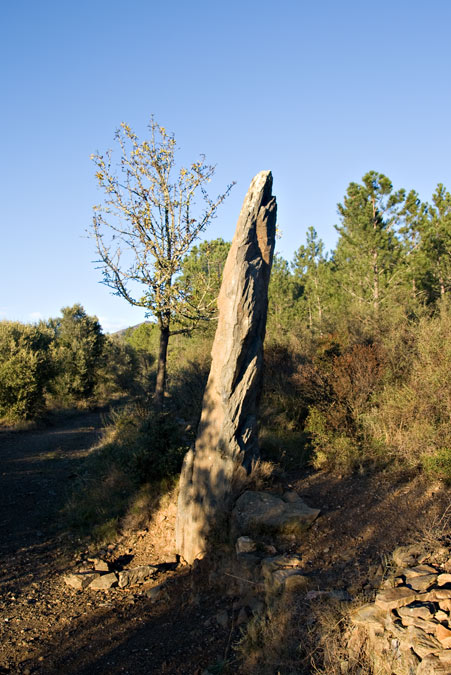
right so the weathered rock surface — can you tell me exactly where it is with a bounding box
[88,572,118,590]
[117,564,158,588]
[232,490,320,536]
[176,171,277,564]
[64,573,99,590]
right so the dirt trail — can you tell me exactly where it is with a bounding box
[0,413,235,675]
[0,411,104,556]
[1,413,449,674]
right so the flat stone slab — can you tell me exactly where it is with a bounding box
[64,572,99,590]
[118,565,158,588]
[437,573,451,586]
[400,615,438,633]
[88,572,118,590]
[375,587,419,610]
[351,603,389,628]
[406,573,438,591]
[436,624,451,648]
[401,564,438,577]
[233,491,320,536]
[398,602,434,620]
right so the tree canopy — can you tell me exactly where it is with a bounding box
[90,118,234,408]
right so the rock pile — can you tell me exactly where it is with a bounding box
[348,545,451,674]
[64,560,158,591]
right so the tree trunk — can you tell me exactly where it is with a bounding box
[154,323,170,411]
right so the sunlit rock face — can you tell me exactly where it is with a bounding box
[176,171,277,565]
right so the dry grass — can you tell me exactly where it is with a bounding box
[236,593,374,675]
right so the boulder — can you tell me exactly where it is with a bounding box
[232,490,320,537]
[176,172,277,564]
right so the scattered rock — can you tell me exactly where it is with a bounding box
[88,573,118,590]
[118,565,158,588]
[88,558,109,572]
[64,573,99,590]
[235,536,257,554]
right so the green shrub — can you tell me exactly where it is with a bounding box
[0,321,53,421]
[49,304,104,404]
[304,342,386,473]
[368,301,451,479]
[422,449,451,484]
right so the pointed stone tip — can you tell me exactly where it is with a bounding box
[250,170,272,190]
[246,171,273,209]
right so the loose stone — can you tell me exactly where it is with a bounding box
[375,587,419,610]
[64,573,99,590]
[88,573,118,590]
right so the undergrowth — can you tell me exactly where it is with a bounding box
[63,403,193,541]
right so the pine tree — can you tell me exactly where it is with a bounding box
[333,172,406,319]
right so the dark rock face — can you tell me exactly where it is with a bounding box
[176,171,277,564]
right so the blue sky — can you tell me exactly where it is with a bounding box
[1,0,450,332]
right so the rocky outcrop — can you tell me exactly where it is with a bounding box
[176,171,277,564]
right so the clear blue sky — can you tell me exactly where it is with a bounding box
[2,0,450,332]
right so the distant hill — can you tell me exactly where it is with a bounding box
[111,321,153,337]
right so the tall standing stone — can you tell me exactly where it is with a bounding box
[176,171,277,564]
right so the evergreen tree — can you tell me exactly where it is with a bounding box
[424,184,451,300]
[267,254,303,337]
[333,171,406,319]
[292,227,331,332]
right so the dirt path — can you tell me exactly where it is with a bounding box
[0,413,237,675]
[0,411,104,556]
[1,413,449,674]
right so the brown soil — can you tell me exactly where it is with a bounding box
[0,412,449,674]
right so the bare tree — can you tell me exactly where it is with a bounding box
[90,118,234,409]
